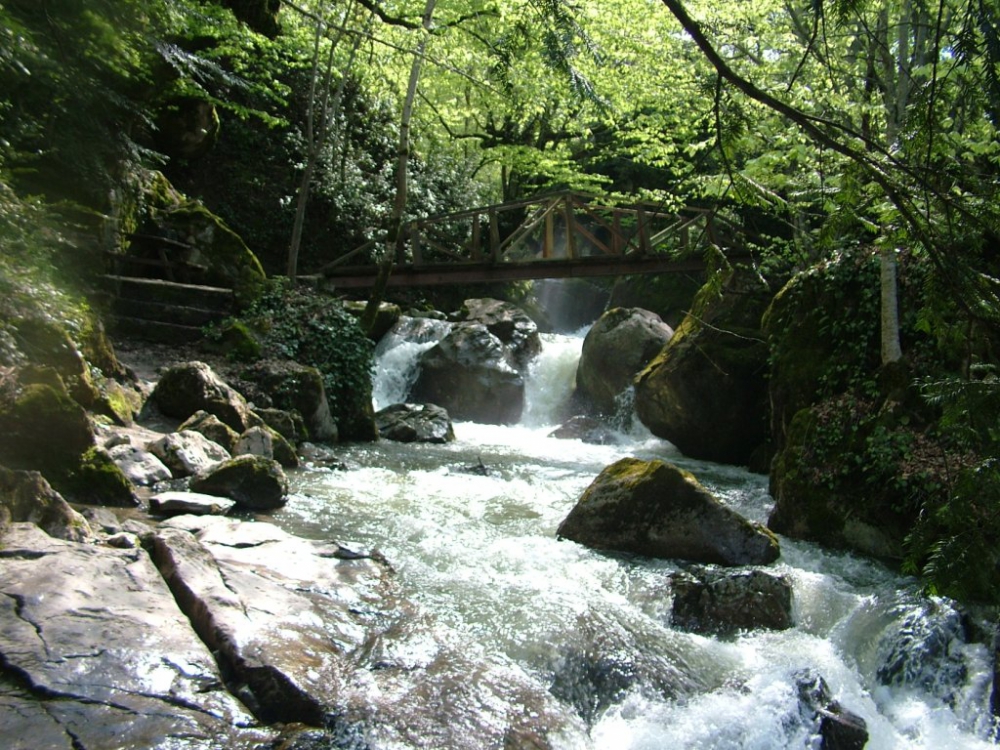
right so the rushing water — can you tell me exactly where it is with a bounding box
[275,327,998,749]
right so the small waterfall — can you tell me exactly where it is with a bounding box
[522,330,588,427]
[372,316,452,411]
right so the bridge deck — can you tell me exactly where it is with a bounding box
[318,191,738,289]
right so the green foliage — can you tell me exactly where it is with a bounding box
[234,278,374,426]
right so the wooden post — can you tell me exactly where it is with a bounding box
[563,196,577,259]
[489,208,500,262]
[612,211,623,255]
[638,209,650,255]
[544,211,554,258]
[471,214,482,260]
[411,225,423,265]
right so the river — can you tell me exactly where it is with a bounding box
[273,328,997,749]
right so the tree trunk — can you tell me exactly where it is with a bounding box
[360,0,436,333]
[880,244,903,365]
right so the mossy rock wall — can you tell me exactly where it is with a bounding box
[763,251,881,453]
[633,265,771,465]
[117,171,266,302]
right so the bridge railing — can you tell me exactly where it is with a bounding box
[319,191,730,276]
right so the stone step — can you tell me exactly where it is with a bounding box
[103,275,234,313]
[113,297,227,328]
[111,316,209,346]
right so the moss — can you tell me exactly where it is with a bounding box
[204,319,262,362]
[0,382,94,471]
[55,447,138,508]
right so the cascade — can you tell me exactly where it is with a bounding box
[278,317,1000,749]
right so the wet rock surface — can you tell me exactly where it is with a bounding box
[557,458,780,566]
[149,490,236,517]
[0,523,262,749]
[189,454,288,510]
[147,429,232,478]
[0,467,93,542]
[576,307,673,415]
[460,297,542,369]
[375,402,456,443]
[411,323,525,425]
[670,568,793,635]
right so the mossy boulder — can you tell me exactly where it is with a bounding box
[767,401,915,560]
[238,361,338,442]
[0,382,95,472]
[153,361,259,433]
[763,253,881,453]
[460,298,542,370]
[190,455,288,511]
[57,447,139,508]
[557,458,780,566]
[131,171,265,301]
[12,318,99,408]
[179,410,241,453]
[633,265,771,465]
[576,307,673,415]
[155,96,221,161]
[343,300,402,342]
[670,568,793,636]
[0,466,93,542]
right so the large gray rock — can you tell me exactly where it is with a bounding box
[795,669,869,750]
[461,298,541,369]
[0,467,93,542]
[178,409,240,452]
[238,360,338,442]
[670,568,793,635]
[234,425,299,469]
[146,429,231,478]
[0,522,259,748]
[375,403,455,443]
[149,491,236,517]
[410,324,525,425]
[107,443,172,486]
[576,307,673,415]
[189,454,288,510]
[557,458,780,566]
[148,516,398,726]
[152,360,258,432]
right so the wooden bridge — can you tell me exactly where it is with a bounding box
[318,191,738,288]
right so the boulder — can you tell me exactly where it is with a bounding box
[794,669,869,750]
[58,447,139,508]
[0,467,92,542]
[148,516,397,725]
[670,568,793,635]
[375,403,455,444]
[0,523,259,748]
[147,430,231,478]
[107,443,172,486]
[557,458,779,566]
[135,170,266,300]
[634,265,771,465]
[576,307,673,415]
[234,425,299,469]
[239,360,338,442]
[0,382,94,474]
[11,319,100,408]
[149,491,236,517]
[189,454,288,511]
[152,361,258,432]
[253,406,308,444]
[548,415,616,445]
[410,323,525,425]
[461,298,541,369]
[178,409,240,452]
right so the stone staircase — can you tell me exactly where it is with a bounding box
[104,275,234,344]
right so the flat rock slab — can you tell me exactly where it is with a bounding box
[149,515,400,726]
[0,523,262,749]
[149,490,236,517]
